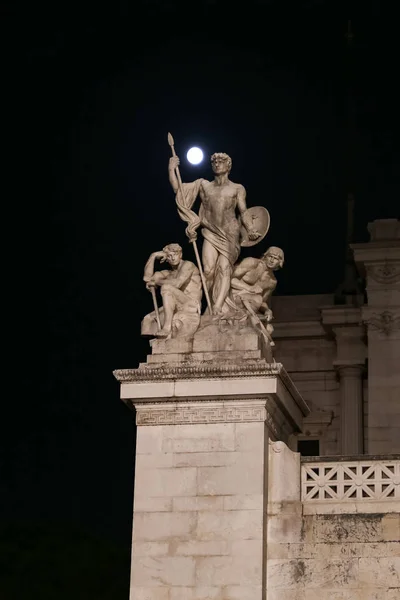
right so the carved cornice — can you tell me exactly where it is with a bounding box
[367,262,400,285]
[114,361,284,383]
[364,310,400,336]
[115,361,308,421]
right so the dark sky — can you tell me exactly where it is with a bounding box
[4,1,400,598]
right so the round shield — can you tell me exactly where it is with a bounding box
[240,206,270,247]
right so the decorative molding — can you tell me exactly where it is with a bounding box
[302,459,400,503]
[270,440,286,453]
[114,361,284,383]
[364,310,400,336]
[334,364,364,377]
[135,401,271,426]
[367,262,400,284]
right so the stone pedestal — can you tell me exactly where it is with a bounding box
[114,322,309,600]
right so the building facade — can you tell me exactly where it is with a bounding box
[272,218,400,457]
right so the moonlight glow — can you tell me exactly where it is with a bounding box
[187,147,204,165]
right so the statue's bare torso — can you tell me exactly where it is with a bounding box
[199,179,244,230]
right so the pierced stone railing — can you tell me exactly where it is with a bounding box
[301,456,400,513]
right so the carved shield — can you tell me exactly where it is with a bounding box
[240,206,270,247]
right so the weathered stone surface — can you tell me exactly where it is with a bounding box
[172,496,224,512]
[146,349,262,364]
[132,542,169,557]
[175,540,230,556]
[132,556,196,586]
[267,540,400,560]
[172,451,237,468]
[267,513,304,544]
[268,512,400,598]
[223,494,264,511]
[162,423,235,453]
[234,422,265,451]
[166,585,264,600]
[192,325,261,353]
[267,591,400,600]
[134,497,172,512]
[136,426,163,454]
[358,557,400,587]
[133,512,196,541]
[196,510,263,541]
[222,585,263,600]
[134,466,197,497]
[197,462,263,496]
[310,514,384,543]
[196,555,262,586]
[382,514,400,541]
[132,587,169,600]
[267,558,359,589]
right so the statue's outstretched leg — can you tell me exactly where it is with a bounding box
[212,256,232,315]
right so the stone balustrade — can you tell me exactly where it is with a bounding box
[301,455,400,514]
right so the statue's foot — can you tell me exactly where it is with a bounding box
[212,306,223,317]
[155,328,172,338]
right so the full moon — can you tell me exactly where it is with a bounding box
[187,147,204,165]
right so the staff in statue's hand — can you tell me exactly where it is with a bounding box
[167,133,212,313]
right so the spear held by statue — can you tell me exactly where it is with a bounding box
[167,132,212,314]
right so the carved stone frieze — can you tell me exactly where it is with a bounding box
[134,400,277,428]
[364,310,400,336]
[367,262,400,285]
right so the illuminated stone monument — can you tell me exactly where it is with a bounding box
[114,136,309,600]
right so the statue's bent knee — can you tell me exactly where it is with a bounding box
[161,283,175,295]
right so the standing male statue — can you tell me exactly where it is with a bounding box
[168,152,262,315]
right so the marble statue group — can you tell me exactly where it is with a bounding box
[141,134,284,344]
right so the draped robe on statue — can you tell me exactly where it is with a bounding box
[177,180,241,305]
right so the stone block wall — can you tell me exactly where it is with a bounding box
[130,421,268,600]
[267,512,400,600]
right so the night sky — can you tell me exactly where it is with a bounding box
[4,1,400,598]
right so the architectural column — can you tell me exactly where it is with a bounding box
[353,219,400,454]
[336,364,364,455]
[321,308,366,455]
